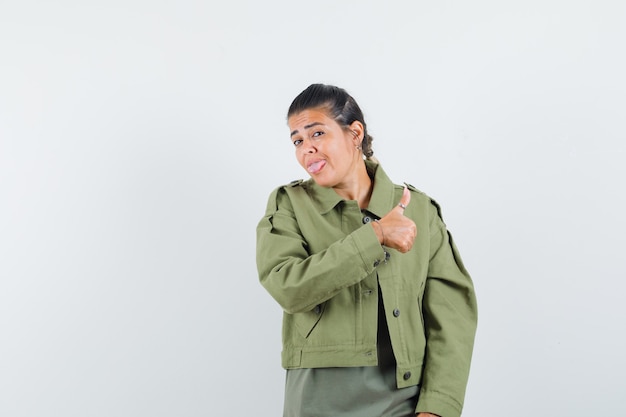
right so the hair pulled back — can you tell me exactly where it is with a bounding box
[287,83,375,160]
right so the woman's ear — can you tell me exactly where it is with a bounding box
[349,121,364,144]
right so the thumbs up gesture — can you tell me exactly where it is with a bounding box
[372,186,417,253]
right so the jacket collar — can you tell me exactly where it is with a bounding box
[305,160,397,217]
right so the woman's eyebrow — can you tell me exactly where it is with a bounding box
[290,122,324,137]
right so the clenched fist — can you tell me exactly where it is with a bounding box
[371,186,417,253]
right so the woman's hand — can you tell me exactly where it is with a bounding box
[416,413,440,417]
[373,186,417,253]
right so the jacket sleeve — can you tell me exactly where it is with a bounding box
[256,186,386,314]
[416,201,478,417]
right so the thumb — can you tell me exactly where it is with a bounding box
[397,186,411,212]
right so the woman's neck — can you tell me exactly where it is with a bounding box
[333,161,373,209]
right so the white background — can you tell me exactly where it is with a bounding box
[1,1,625,416]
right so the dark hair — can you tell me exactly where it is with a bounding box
[287,83,375,159]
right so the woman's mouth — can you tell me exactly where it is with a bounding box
[307,160,326,174]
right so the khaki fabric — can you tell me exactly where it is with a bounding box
[257,161,477,417]
[284,286,419,417]
[284,366,419,417]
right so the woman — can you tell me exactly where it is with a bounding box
[256,84,477,417]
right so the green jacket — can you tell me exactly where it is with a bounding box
[256,161,477,417]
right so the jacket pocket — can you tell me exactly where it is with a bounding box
[294,303,325,339]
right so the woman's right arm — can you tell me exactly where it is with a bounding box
[256,187,385,314]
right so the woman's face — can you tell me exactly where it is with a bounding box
[288,108,362,189]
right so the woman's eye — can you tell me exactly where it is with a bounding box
[293,139,303,147]
[312,131,324,138]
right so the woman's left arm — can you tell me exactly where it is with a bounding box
[415,201,478,417]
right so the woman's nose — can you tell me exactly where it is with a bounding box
[301,139,316,153]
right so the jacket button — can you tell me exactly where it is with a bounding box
[313,305,322,314]
[393,309,400,317]
[403,371,411,380]
[373,260,380,267]
[362,216,372,224]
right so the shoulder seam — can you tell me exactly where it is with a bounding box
[404,182,445,223]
